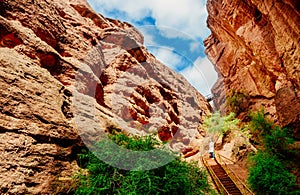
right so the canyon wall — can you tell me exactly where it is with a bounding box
[0,0,211,193]
[205,0,300,136]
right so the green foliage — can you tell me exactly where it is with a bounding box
[202,111,239,139]
[249,109,273,139]
[249,109,295,157]
[226,90,250,114]
[89,132,174,171]
[248,152,299,195]
[264,126,294,156]
[110,132,158,151]
[247,110,299,194]
[73,132,213,195]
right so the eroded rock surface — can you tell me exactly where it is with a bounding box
[205,0,300,135]
[0,0,211,193]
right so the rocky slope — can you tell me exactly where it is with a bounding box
[0,0,211,193]
[205,0,300,136]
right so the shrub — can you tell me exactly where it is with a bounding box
[248,110,299,194]
[248,152,299,195]
[249,110,295,157]
[201,111,240,141]
[226,90,250,114]
[264,126,294,156]
[72,132,213,195]
[249,109,273,140]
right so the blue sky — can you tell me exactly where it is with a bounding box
[87,0,217,96]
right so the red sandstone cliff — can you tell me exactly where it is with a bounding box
[0,0,211,193]
[205,0,300,136]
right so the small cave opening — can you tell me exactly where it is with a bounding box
[254,8,262,22]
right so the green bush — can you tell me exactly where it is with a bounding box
[249,109,273,140]
[226,90,250,114]
[264,126,294,156]
[201,111,239,139]
[72,132,213,195]
[249,110,295,157]
[248,152,299,195]
[248,110,299,194]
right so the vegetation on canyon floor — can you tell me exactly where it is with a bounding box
[201,108,299,194]
[247,110,299,195]
[68,110,300,195]
[201,111,240,142]
[71,127,214,195]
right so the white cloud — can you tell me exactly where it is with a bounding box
[88,0,210,39]
[150,47,182,70]
[138,27,157,46]
[189,41,201,53]
[180,57,217,96]
[87,0,218,96]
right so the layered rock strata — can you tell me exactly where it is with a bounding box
[0,0,211,193]
[205,0,300,136]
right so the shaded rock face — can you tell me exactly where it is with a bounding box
[205,0,300,136]
[0,0,211,193]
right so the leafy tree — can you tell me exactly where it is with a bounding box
[201,111,240,141]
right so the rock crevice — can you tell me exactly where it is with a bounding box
[205,0,300,135]
[0,0,211,193]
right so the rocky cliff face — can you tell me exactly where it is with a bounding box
[205,0,300,136]
[0,0,211,193]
